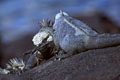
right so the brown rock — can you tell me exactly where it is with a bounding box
[1,45,120,80]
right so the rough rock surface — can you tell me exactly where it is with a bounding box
[1,45,120,80]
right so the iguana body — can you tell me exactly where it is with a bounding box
[53,11,120,59]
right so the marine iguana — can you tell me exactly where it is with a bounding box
[24,19,56,70]
[23,11,120,69]
[0,58,25,75]
[53,11,120,60]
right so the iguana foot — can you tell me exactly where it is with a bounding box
[55,50,75,61]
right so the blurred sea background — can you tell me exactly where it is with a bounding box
[0,0,120,67]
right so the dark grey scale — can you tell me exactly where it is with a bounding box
[23,19,57,70]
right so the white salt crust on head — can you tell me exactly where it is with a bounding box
[7,58,25,70]
[47,36,53,42]
[0,67,10,74]
[55,11,69,20]
[32,32,49,46]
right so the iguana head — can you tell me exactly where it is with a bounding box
[32,19,54,46]
[6,58,25,71]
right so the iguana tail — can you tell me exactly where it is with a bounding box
[85,34,120,49]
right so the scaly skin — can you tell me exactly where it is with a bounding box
[24,20,56,70]
[53,11,120,59]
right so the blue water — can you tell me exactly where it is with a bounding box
[0,0,120,43]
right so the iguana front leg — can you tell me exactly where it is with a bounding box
[24,51,43,70]
[55,50,76,61]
